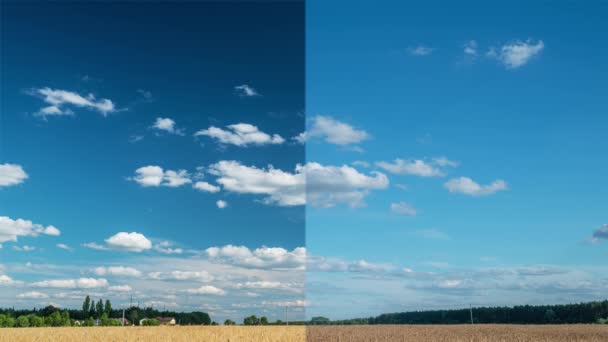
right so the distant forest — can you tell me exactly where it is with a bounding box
[309,300,608,325]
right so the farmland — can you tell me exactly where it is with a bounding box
[1,325,607,341]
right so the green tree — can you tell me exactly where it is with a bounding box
[50,311,63,327]
[83,295,91,318]
[16,316,30,327]
[85,317,94,326]
[243,315,260,325]
[104,299,112,316]
[89,301,96,319]
[260,316,268,325]
[224,319,236,325]
[62,311,71,326]
[96,299,104,319]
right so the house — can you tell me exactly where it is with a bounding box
[116,318,131,326]
[157,317,176,325]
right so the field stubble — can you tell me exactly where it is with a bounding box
[0,324,607,341]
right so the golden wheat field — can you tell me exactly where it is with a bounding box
[0,325,607,342]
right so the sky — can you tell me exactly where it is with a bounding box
[305,0,608,319]
[1,1,306,322]
[1,0,607,323]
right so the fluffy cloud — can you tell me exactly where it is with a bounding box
[105,232,152,252]
[153,241,183,255]
[149,270,214,282]
[308,115,369,146]
[56,243,72,251]
[152,117,183,135]
[292,132,307,144]
[0,163,28,187]
[376,159,444,177]
[108,285,132,292]
[390,202,417,216]
[0,275,17,285]
[216,200,228,209]
[444,177,508,196]
[17,291,48,299]
[27,87,116,117]
[208,160,388,208]
[93,266,142,278]
[205,245,306,270]
[408,45,433,56]
[590,224,608,244]
[31,278,108,289]
[186,285,225,295]
[131,166,191,187]
[488,39,544,69]
[234,84,260,97]
[194,123,284,147]
[193,181,220,193]
[0,216,61,243]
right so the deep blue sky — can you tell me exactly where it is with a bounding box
[1,1,305,321]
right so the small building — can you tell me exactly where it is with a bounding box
[157,317,176,325]
[116,318,131,326]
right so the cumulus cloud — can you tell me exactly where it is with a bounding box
[56,243,72,251]
[194,123,284,147]
[149,270,214,282]
[108,285,132,292]
[93,266,142,277]
[131,166,192,187]
[488,39,544,69]
[205,245,306,270]
[376,159,444,177]
[444,177,508,196]
[408,45,433,56]
[193,181,220,193]
[390,202,417,216]
[216,200,228,209]
[17,291,48,299]
[153,241,183,255]
[0,275,18,285]
[0,163,28,187]
[151,117,183,135]
[186,285,225,295]
[308,115,369,146]
[0,216,61,243]
[26,87,116,117]
[104,232,152,252]
[31,278,108,289]
[234,84,260,97]
[292,132,307,144]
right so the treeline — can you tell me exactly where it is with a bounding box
[309,300,608,325]
[0,296,211,327]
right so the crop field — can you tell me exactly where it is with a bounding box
[307,325,608,342]
[0,325,607,341]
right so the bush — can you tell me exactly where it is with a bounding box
[16,316,30,328]
[141,318,160,326]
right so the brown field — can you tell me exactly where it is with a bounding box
[0,325,607,341]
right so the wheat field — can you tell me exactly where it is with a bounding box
[0,325,607,341]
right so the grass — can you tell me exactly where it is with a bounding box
[0,324,607,341]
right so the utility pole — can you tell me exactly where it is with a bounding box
[122,309,125,326]
[469,304,474,324]
[285,305,288,326]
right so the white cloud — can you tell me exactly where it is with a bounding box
[17,291,49,299]
[186,285,225,295]
[131,166,191,187]
[408,45,433,56]
[193,181,220,193]
[444,177,508,196]
[234,84,259,97]
[104,232,152,252]
[308,115,369,146]
[153,241,183,255]
[13,245,36,252]
[194,123,284,147]
[151,117,183,135]
[351,160,370,168]
[216,200,228,209]
[464,40,478,56]
[262,299,307,307]
[31,278,108,289]
[292,132,307,144]
[205,245,306,270]
[27,87,116,117]
[489,39,544,69]
[0,216,61,243]
[93,266,142,278]
[234,281,295,291]
[208,160,388,208]
[376,159,444,177]
[56,243,72,251]
[149,270,214,282]
[81,242,108,251]
[108,285,132,292]
[0,275,17,285]
[0,163,28,187]
[432,157,459,168]
[390,202,417,216]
